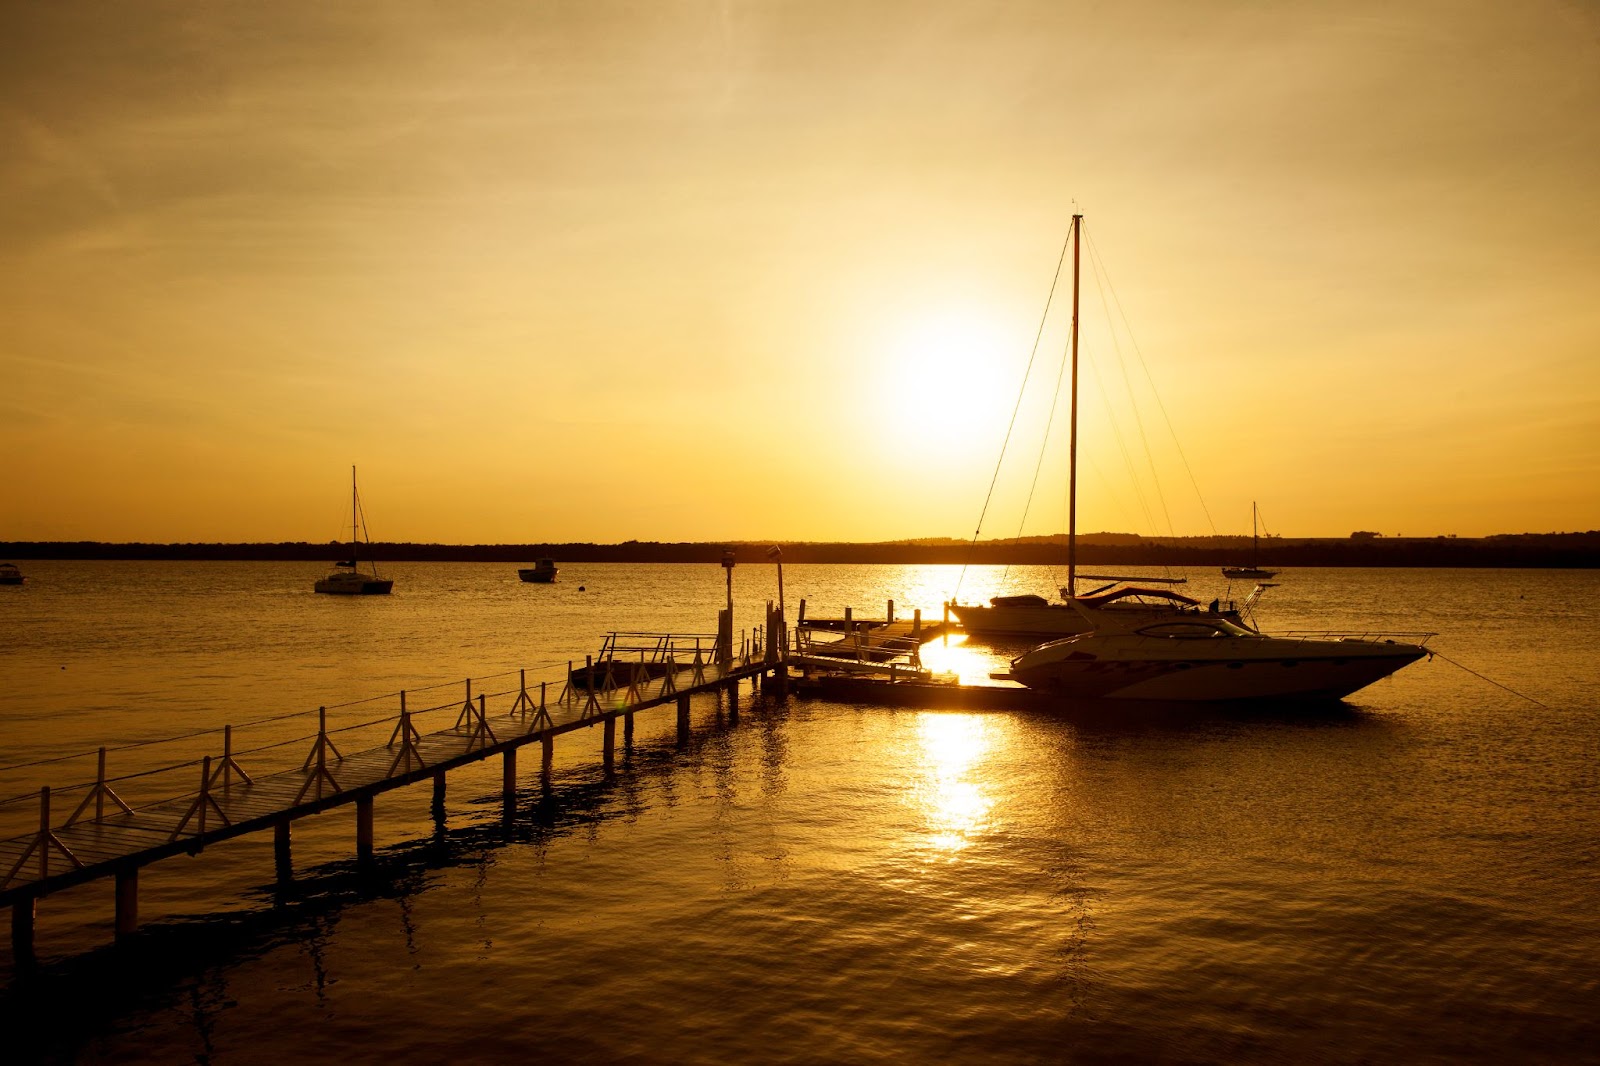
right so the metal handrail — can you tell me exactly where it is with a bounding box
[1278,630,1437,645]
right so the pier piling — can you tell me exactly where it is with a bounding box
[11,897,34,964]
[114,868,138,940]
[273,821,292,882]
[356,797,374,864]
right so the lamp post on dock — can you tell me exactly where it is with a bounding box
[766,545,784,621]
[767,545,786,656]
[720,548,736,667]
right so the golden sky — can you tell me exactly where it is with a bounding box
[3,1,1597,543]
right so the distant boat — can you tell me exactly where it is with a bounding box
[314,466,394,596]
[0,563,23,585]
[1221,502,1279,580]
[518,558,559,583]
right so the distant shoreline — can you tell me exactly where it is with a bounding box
[4,533,1597,568]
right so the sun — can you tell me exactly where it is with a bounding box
[880,308,1018,450]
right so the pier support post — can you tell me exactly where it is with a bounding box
[541,735,554,793]
[431,770,447,820]
[717,609,733,671]
[502,749,517,803]
[624,712,634,750]
[114,867,138,941]
[11,898,35,965]
[677,694,691,742]
[274,821,292,882]
[356,796,374,864]
[602,717,616,772]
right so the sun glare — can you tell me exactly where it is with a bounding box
[880,309,1018,455]
[908,713,997,855]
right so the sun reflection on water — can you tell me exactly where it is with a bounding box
[916,631,1016,686]
[909,713,997,855]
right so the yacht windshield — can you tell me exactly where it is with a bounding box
[1136,619,1258,639]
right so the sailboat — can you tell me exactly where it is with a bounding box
[1221,502,1279,580]
[981,228,1431,701]
[314,466,394,595]
[948,214,1249,638]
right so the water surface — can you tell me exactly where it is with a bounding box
[1,562,1596,1062]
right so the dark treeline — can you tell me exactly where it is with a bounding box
[3,532,1598,567]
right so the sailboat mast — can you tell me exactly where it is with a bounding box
[1252,501,1259,564]
[1067,213,1082,594]
[351,465,359,566]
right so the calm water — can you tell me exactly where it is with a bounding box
[1,561,1598,1063]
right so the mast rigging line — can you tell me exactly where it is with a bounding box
[1005,281,1076,583]
[1081,222,1219,537]
[1085,235,1176,540]
[953,226,1073,602]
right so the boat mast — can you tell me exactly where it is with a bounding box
[350,464,359,567]
[1067,213,1082,595]
[1252,501,1259,565]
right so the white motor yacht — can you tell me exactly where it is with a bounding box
[997,612,1430,702]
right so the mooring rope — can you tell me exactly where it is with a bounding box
[1429,650,1549,708]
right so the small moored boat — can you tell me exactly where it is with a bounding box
[518,558,559,583]
[1221,502,1279,580]
[0,563,24,585]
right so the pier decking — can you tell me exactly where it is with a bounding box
[2,615,786,963]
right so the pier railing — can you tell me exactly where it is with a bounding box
[0,617,781,857]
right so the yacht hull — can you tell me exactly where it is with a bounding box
[1009,643,1426,702]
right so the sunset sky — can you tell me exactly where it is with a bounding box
[3,1,1596,544]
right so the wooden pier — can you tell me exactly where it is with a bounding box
[1,609,787,964]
